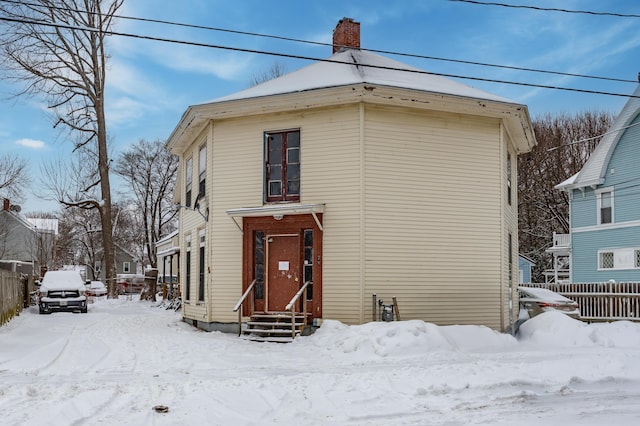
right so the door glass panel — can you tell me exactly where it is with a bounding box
[303,229,313,300]
[255,231,264,299]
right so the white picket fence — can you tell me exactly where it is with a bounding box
[521,282,640,322]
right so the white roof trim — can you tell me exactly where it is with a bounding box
[226,203,324,218]
[157,247,180,257]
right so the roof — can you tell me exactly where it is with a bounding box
[167,48,535,155]
[26,217,59,235]
[556,84,640,191]
[212,49,512,104]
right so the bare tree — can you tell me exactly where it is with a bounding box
[114,139,178,269]
[250,61,288,86]
[0,0,124,297]
[518,110,614,281]
[0,154,30,201]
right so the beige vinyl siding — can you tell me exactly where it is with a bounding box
[363,105,503,328]
[502,128,519,331]
[301,105,362,324]
[202,105,362,323]
[180,130,209,320]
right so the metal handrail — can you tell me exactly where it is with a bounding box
[286,281,312,339]
[233,279,257,336]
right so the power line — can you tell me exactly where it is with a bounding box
[547,121,640,152]
[449,0,640,18]
[0,0,636,85]
[0,14,638,101]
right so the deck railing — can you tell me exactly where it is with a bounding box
[520,282,640,322]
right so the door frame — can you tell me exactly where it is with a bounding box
[242,214,322,318]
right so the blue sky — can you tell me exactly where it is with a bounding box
[1,0,639,213]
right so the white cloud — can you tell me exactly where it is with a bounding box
[15,138,47,150]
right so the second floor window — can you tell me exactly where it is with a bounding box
[185,157,193,208]
[265,130,300,202]
[597,189,613,225]
[198,145,206,200]
[507,152,512,206]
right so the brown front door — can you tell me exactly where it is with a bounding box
[266,234,301,312]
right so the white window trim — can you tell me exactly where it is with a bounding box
[595,187,614,225]
[597,247,640,270]
[123,262,130,273]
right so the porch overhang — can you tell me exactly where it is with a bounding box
[226,203,325,232]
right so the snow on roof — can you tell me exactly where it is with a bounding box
[210,49,513,105]
[518,286,573,302]
[556,84,640,191]
[26,217,59,234]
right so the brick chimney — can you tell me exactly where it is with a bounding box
[333,17,360,54]
[3,198,10,211]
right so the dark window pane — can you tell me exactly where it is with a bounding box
[287,180,300,195]
[255,231,265,300]
[287,163,300,180]
[288,131,300,148]
[199,246,205,302]
[269,164,282,180]
[601,207,612,224]
[304,230,313,247]
[269,181,282,196]
[186,189,191,208]
[288,148,299,164]
[268,134,282,151]
[185,251,191,301]
[304,247,313,264]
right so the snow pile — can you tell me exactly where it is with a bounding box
[305,319,516,356]
[517,311,640,348]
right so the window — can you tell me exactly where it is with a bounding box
[185,157,193,208]
[123,262,130,273]
[304,229,313,300]
[185,236,191,301]
[198,229,205,302]
[507,152,512,206]
[198,145,206,201]
[597,188,613,225]
[265,130,300,202]
[636,250,640,268]
[254,231,265,300]
[95,261,102,274]
[599,251,614,269]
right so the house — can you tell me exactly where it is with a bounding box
[0,198,53,275]
[518,255,536,284]
[555,82,640,283]
[156,230,180,296]
[166,18,535,334]
[92,244,139,283]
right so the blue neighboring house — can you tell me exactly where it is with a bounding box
[556,83,640,282]
[518,255,536,283]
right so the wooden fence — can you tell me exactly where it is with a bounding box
[1,270,24,326]
[521,282,640,322]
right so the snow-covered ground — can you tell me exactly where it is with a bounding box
[1,298,639,425]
